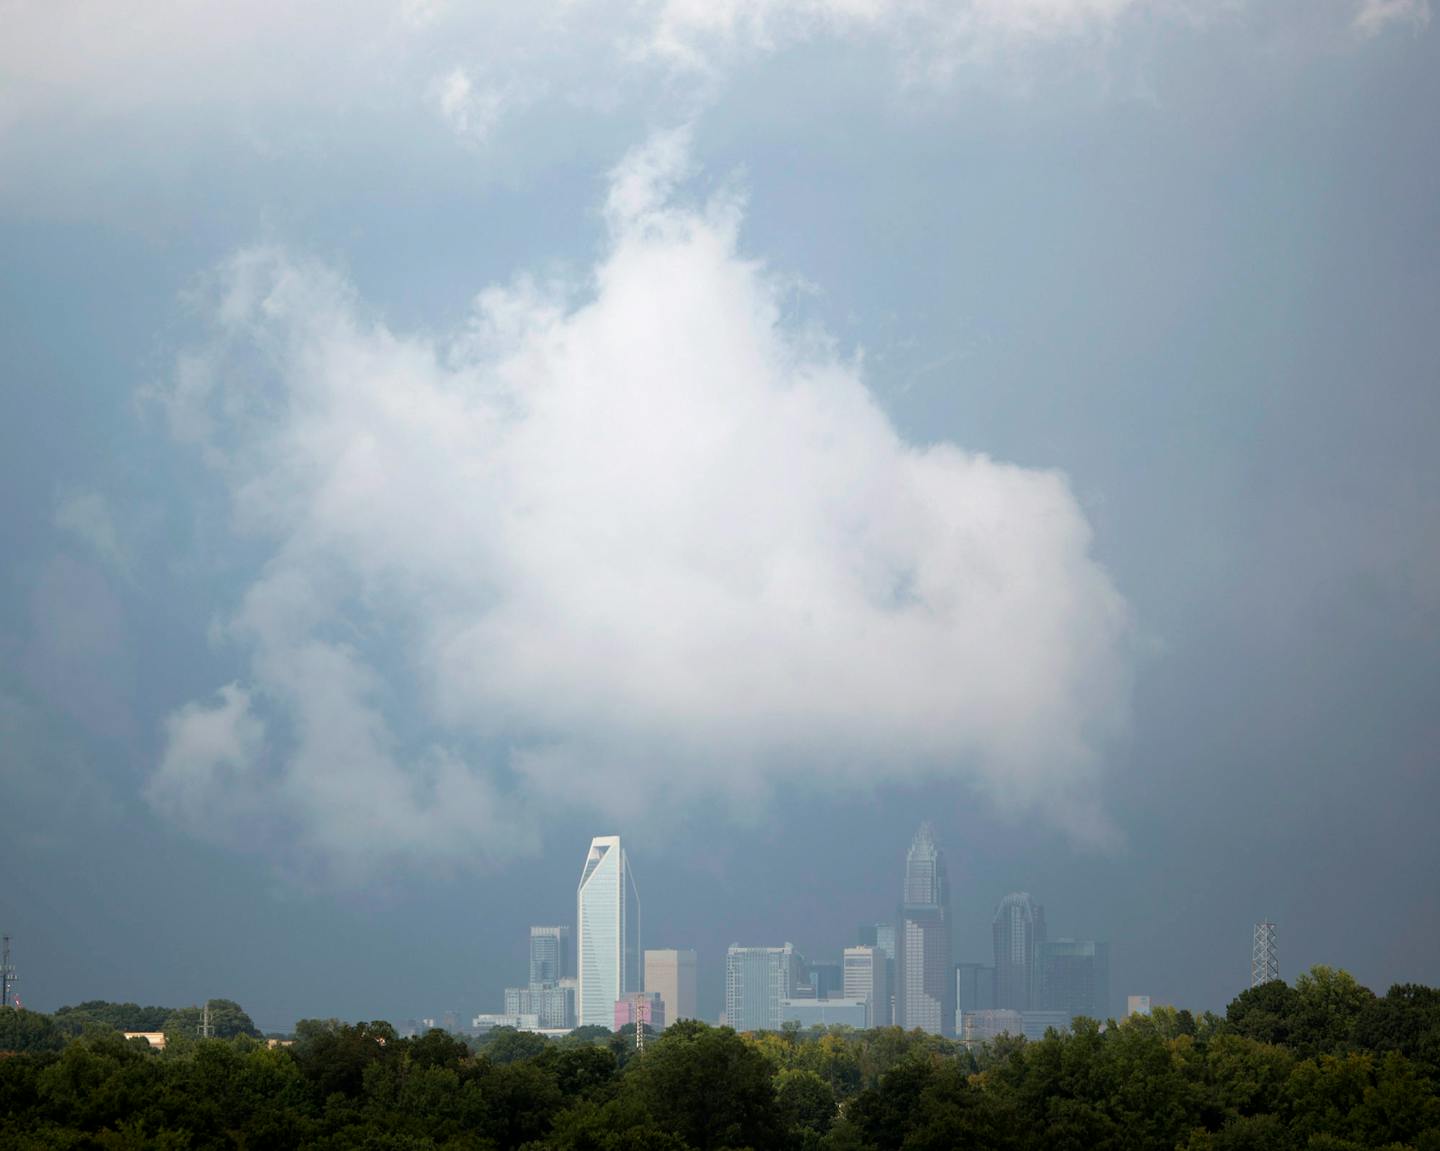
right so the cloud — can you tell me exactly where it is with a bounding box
[54,488,127,574]
[148,134,1133,878]
[430,68,512,143]
[643,0,1148,71]
[147,684,267,834]
[1354,0,1431,34]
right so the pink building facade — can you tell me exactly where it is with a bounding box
[614,992,666,1032]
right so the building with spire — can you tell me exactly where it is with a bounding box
[895,823,954,1035]
[576,836,641,1028]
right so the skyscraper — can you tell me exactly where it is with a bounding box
[577,836,641,1029]
[644,949,697,1028]
[725,944,802,1032]
[530,926,571,987]
[858,923,896,1026]
[843,946,886,1028]
[895,823,953,1036]
[993,892,1045,1012]
[1038,939,1110,1021]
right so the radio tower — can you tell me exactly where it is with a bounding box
[1252,921,1279,987]
[0,936,15,1009]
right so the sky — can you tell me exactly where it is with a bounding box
[1,0,1437,1033]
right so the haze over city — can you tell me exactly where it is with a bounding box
[2,0,1438,1037]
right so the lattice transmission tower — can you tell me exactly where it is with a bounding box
[1252,921,1279,987]
[0,936,15,1009]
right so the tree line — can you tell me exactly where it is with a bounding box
[0,965,1436,1149]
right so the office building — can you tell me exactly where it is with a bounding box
[615,992,665,1032]
[1038,939,1110,1021]
[896,823,954,1035]
[843,946,886,1028]
[644,949,697,1028]
[577,835,641,1028]
[725,944,802,1032]
[858,923,896,1026]
[808,961,844,1000]
[959,1009,1023,1043]
[1127,995,1151,1017]
[779,998,869,1028]
[1021,1011,1073,1041]
[503,986,530,1017]
[993,892,1045,1012]
[530,926,572,986]
[955,963,996,1012]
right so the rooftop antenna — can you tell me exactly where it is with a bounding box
[1252,921,1279,987]
[0,936,15,1008]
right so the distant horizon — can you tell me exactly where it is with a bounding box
[2,1,1436,1040]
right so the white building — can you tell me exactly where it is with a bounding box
[843,946,886,1028]
[576,836,641,1028]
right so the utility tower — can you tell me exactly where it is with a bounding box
[200,1000,213,1040]
[0,936,15,1008]
[1252,921,1279,987]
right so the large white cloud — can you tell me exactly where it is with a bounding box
[148,132,1132,878]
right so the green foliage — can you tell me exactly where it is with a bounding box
[474,1025,549,1065]
[0,1008,67,1053]
[623,1021,785,1150]
[0,971,1438,1151]
[161,998,261,1041]
[51,1001,173,1035]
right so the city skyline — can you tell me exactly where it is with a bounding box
[2,2,1437,1034]
[472,826,1114,1038]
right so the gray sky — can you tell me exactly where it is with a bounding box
[1,0,1437,1032]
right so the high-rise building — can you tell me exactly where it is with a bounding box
[530,926,572,986]
[644,949,697,1028]
[858,923,896,1026]
[843,946,886,1028]
[526,925,576,1028]
[993,892,1045,1012]
[808,961,844,1000]
[1038,939,1110,1021]
[955,963,996,1012]
[896,823,954,1036]
[577,836,641,1028]
[725,944,802,1032]
[1127,995,1152,1017]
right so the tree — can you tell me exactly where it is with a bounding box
[623,1021,784,1151]
[161,999,261,1041]
[477,1026,548,1065]
[407,1027,470,1071]
[1354,984,1440,1076]
[52,1001,172,1035]
[774,1068,837,1136]
[1290,967,1376,1057]
[0,1008,66,1053]
[1227,980,1300,1048]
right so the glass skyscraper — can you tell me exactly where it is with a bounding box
[1038,938,1110,1021]
[576,836,641,1028]
[895,823,953,1035]
[725,944,802,1032]
[992,892,1046,1012]
[529,925,571,987]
